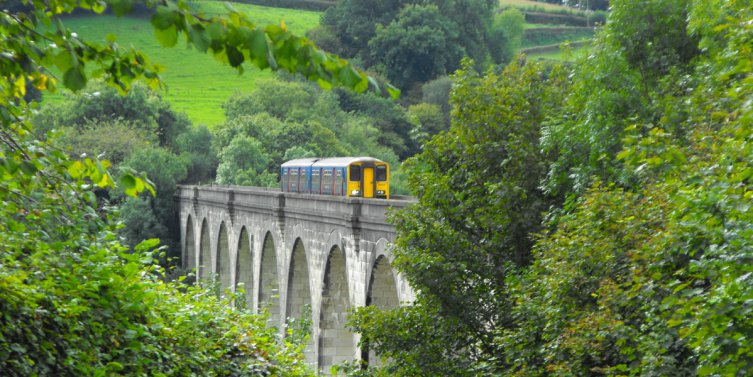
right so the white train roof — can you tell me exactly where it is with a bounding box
[282,157,386,168]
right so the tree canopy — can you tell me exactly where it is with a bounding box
[351,0,753,375]
[0,0,385,373]
[313,0,517,90]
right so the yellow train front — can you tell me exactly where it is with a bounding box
[281,157,389,199]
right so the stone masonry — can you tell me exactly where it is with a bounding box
[175,185,416,374]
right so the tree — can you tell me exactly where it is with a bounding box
[421,75,452,127]
[406,102,446,145]
[367,4,464,89]
[353,1,753,376]
[58,119,156,164]
[540,0,700,200]
[0,0,381,373]
[34,81,187,155]
[120,147,188,253]
[316,0,501,90]
[351,59,566,375]
[175,124,217,183]
[319,0,410,59]
[216,135,275,186]
[489,8,525,64]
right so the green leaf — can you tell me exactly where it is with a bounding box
[67,161,84,178]
[245,29,269,68]
[54,50,74,72]
[135,238,161,252]
[154,25,178,48]
[63,66,87,91]
[338,66,362,88]
[354,74,368,93]
[151,5,178,30]
[19,161,37,176]
[317,78,332,90]
[120,174,136,190]
[96,173,113,188]
[226,44,244,67]
[386,84,401,99]
[189,25,209,52]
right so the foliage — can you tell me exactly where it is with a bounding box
[349,301,474,376]
[216,79,411,193]
[120,147,188,253]
[406,103,446,145]
[40,4,320,126]
[175,124,218,183]
[34,80,211,254]
[351,59,566,374]
[367,4,463,89]
[316,0,515,89]
[319,0,408,58]
[216,134,276,186]
[36,82,188,151]
[420,75,452,126]
[0,0,376,373]
[57,119,156,164]
[489,8,525,64]
[356,1,753,375]
[540,0,700,200]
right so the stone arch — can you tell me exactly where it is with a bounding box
[364,254,399,367]
[216,222,231,293]
[235,226,254,308]
[184,214,196,271]
[259,231,280,326]
[318,245,353,374]
[286,238,315,364]
[199,218,211,281]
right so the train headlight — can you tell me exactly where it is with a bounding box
[351,190,360,196]
[377,190,385,195]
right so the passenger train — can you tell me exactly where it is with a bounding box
[281,157,390,199]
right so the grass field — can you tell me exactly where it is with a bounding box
[524,42,589,61]
[46,1,591,126]
[499,0,577,12]
[45,3,322,127]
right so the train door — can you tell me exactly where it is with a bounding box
[363,166,375,198]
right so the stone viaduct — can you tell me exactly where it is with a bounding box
[175,185,416,374]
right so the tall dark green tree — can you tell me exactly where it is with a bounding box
[314,0,511,89]
[351,59,567,375]
[367,5,463,89]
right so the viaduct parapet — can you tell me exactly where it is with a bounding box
[175,185,416,373]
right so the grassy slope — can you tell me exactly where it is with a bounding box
[504,0,593,61]
[45,2,321,127]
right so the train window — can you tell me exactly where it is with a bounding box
[376,165,387,181]
[300,168,308,193]
[290,168,299,192]
[349,165,361,181]
[335,169,343,195]
[282,168,289,191]
[322,169,333,195]
[311,169,320,194]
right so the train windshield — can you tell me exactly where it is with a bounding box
[350,165,361,181]
[376,165,387,181]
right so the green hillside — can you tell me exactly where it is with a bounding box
[44,2,321,127]
[43,0,595,125]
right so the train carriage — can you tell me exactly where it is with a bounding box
[281,157,390,199]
